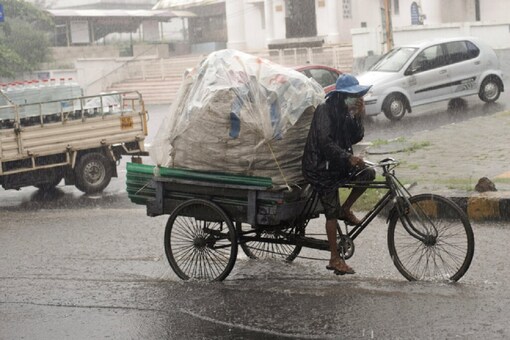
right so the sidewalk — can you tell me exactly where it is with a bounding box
[364,110,510,221]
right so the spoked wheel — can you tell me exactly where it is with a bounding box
[238,222,304,262]
[388,194,474,282]
[164,199,238,281]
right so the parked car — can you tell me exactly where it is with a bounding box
[295,65,342,93]
[357,37,505,121]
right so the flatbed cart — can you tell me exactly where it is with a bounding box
[127,159,474,283]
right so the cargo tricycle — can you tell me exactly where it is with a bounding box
[127,158,474,282]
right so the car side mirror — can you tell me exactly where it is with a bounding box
[404,67,414,76]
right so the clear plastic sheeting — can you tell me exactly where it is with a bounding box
[150,49,325,189]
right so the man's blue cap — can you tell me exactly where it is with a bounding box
[325,73,372,98]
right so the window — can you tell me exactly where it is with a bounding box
[371,47,418,72]
[409,45,446,73]
[444,41,469,64]
[308,69,337,87]
[466,41,480,58]
[343,0,352,19]
[411,2,421,25]
[444,41,480,64]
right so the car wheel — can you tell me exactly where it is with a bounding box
[478,76,501,103]
[382,94,407,121]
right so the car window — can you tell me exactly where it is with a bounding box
[444,40,479,64]
[408,44,446,73]
[370,47,418,72]
[466,41,480,59]
[307,68,337,87]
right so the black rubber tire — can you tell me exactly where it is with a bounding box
[238,222,303,262]
[388,194,474,282]
[74,152,113,194]
[478,76,501,103]
[382,93,407,121]
[164,199,238,281]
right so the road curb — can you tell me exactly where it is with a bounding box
[448,195,510,222]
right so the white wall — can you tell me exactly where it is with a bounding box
[480,0,510,21]
[352,21,510,58]
[352,0,383,31]
[229,0,510,51]
[244,2,266,50]
[76,58,126,95]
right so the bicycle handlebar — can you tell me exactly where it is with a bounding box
[364,157,399,168]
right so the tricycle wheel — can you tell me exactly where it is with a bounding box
[164,199,238,281]
[388,194,474,282]
[238,222,303,262]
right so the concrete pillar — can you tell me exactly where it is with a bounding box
[326,0,341,44]
[226,0,247,50]
[265,0,275,43]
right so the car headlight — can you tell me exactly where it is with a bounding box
[363,91,377,105]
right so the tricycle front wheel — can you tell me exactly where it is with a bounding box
[164,199,238,281]
[388,194,474,282]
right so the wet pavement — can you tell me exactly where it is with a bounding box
[1,207,510,339]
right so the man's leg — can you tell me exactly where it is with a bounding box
[342,186,367,212]
[341,167,376,225]
[320,190,354,273]
[326,218,339,260]
[325,218,353,270]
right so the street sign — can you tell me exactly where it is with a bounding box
[0,4,4,23]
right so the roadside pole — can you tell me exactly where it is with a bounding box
[383,0,393,52]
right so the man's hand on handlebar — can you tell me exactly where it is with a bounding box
[349,155,365,168]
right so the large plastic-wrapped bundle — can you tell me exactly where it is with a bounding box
[150,49,325,189]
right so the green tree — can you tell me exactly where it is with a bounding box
[0,0,54,78]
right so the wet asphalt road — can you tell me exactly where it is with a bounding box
[1,201,510,339]
[2,58,510,339]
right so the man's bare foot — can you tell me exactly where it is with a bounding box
[326,258,355,275]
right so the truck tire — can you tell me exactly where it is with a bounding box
[75,152,113,194]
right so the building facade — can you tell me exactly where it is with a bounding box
[220,0,510,51]
[39,0,510,52]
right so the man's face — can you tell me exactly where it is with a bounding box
[344,95,358,107]
[345,95,365,117]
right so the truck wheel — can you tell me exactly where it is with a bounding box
[75,153,113,194]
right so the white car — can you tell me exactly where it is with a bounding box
[358,37,505,121]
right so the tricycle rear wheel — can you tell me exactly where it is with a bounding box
[164,199,238,281]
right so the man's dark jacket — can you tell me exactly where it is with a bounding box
[302,97,364,193]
